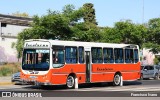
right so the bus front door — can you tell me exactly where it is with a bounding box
[85,51,91,83]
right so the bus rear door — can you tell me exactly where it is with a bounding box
[84,47,91,83]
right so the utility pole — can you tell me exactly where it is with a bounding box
[142,0,144,24]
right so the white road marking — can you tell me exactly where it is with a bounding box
[76,86,160,91]
[1,84,160,91]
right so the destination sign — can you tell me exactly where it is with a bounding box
[24,42,50,48]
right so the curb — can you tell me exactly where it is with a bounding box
[0,82,14,86]
[0,76,13,86]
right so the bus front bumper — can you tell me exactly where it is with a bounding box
[22,79,52,86]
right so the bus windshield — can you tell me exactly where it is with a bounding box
[22,49,50,71]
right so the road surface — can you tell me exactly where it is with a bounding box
[0,79,160,99]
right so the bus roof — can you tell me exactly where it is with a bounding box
[25,39,139,49]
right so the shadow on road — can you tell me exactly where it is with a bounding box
[23,85,67,90]
[22,81,142,90]
[123,80,142,86]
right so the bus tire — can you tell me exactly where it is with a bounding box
[66,75,75,89]
[113,73,121,86]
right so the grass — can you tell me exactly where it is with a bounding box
[0,63,21,77]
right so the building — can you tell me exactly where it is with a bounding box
[141,48,156,65]
[0,14,32,63]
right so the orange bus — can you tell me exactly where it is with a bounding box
[20,39,140,88]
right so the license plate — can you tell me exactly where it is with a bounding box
[30,76,37,79]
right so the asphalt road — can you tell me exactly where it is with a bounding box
[1,79,160,91]
[0,79,160,99]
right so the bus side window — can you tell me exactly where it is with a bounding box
[125,49,134,63]
[114,48,124,63]
[91,47,103,63]
[134,49,139,63]
[103,48,114,63]
[65,47,77,64]
[78,47,84,63]
[52,46,65,68]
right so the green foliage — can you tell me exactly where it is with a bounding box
[83,3,97,25]
[147,18,160,44]
[143,43,160,54]
[100,27,121,43]
[16,4,86,58]
[15,3,160,58]
[100,20,147,48]
[62,4,85,23]
[154,56,160,65]
[0,67,11,76]
[114,20,147,47]
[143,18,160,53]
[0,63,20,76]
[71,22,101,42]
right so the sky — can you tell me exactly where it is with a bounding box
[0,0,160,27]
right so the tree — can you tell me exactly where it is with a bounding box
[16,12,73,58]
[99,20,147,48]
[15,4,86,58]
[62,4,101,42]
[71,22,101,42]
[100,27,121,43]
[143,18,160,53]
[83,3,97,25]
[62,4,85,25]
[70,3,101,42]
[114,20,147,47]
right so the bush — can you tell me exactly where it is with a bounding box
[0,63,21,77]
[0,67,12,76]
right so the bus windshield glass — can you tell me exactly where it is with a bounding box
[22,49,50,71]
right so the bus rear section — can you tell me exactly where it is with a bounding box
[21,39,141,88]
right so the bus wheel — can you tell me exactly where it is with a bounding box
[66,75,75,89]
[113,74,121,86]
